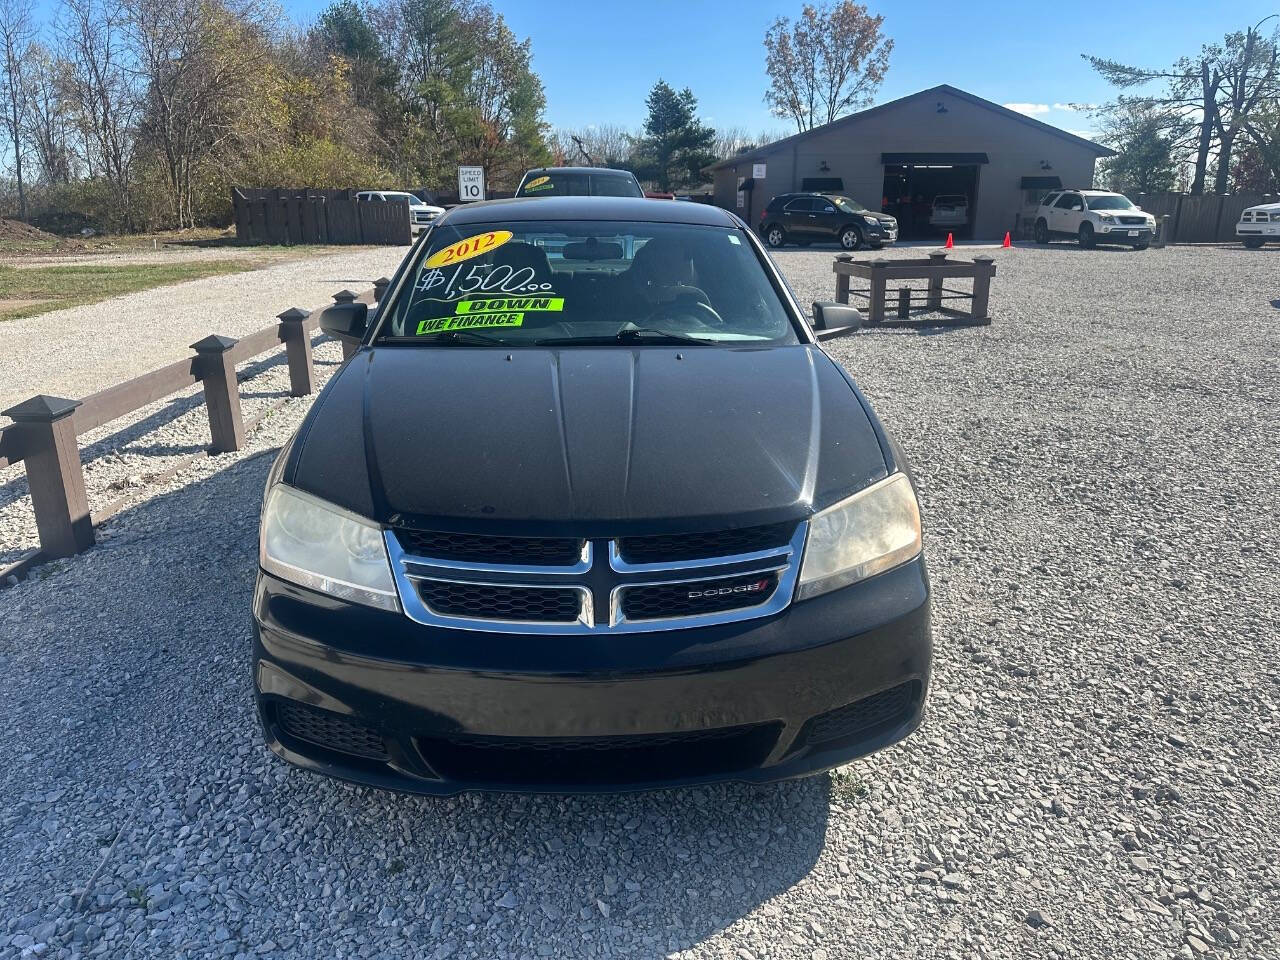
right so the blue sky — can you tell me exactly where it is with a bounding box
[44,0,1280,140]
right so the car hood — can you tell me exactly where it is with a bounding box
[288,344,889,534]
[1243,203,1280,214]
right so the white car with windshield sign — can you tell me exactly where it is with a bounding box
[1236,202,1280,248]
[1033,190,1156,249]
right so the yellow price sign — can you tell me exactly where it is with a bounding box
[424,230,513,269]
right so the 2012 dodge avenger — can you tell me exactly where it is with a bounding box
[252,195,931,794]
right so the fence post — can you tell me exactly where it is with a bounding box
[373,276,392,303]
[833,255,852,304]
[332,289,362,360]
[971,256,996,320]
[867,259,888,325]
[278,307,314,397]
[1,395,94,558]
[192,335,245,454]
[897,287,911,319]
[927,251,947,309]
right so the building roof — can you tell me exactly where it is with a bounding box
[706,85,1116,172]
[439,195,739,227]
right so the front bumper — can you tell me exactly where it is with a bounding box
[1236,223,1279,237]
[863,221,897,245]
[252,556,931,794]
[1097,223,1154,240]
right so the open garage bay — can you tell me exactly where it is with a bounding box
[1,243,1277,959]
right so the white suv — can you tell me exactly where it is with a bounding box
[356,191,444,234]
[1236,202,1279,248]
[1033,190,1156,249]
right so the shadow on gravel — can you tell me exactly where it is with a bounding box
[2,447,831,957]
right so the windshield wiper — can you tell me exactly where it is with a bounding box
[535,328,716,346]
[388,329,510,345]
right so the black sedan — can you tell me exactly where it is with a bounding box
[253,196,931,794]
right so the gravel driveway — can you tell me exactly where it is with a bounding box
[1,243,1278,960]
[0,246,407,417]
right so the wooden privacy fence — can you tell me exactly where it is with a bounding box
[832,252,995,327]
[1130,191,1277,245]
[232,189,412,245]
[0,277,392,582]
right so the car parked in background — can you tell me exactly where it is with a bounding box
[356,191,443,234]
[928,194,969,229]
[1236,202,1280,248]
[759,192,898,250]
[1033,190,1155,249]
[515,166,645,198]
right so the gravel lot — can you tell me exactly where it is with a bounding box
[0,246,406,417]
[1,242,1278,960]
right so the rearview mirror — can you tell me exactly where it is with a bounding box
[317,301,369,340]
[811,301,864,331]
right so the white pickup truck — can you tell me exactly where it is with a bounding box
[1236,202,1280,248]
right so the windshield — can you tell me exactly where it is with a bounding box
[934,195,967,205]
[376,219,799,347]
[832,197,869,215]
[1085,194,1135,210]
[517,172,643,198]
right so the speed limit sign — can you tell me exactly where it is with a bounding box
[458,166,485,202]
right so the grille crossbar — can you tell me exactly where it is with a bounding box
[388,522,806,634]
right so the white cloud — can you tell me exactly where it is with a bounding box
[1066,129,1097,141]
[1004,102,1050,116]
[1052,102,1079,112]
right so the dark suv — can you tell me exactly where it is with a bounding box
[759,193,898,250]
[515,166,645,198]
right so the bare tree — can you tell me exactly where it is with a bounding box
[764,1,892,133]
[551,123,632,167]
[1210,22,1279,193]
[24,44,76,184]
[0,0,35,218]
[1084,21,1279,195]
[59,0,140,226]
[127,0,276,228]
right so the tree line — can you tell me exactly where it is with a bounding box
[0,0,551,232]
[1088,16,1280,195]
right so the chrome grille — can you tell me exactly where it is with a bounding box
[416,580,584,623]
[394,529,585,566]
[387,522,806,634]
[620,572,778,621]
[1117,216,1148,225]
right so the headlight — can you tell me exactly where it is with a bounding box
[797,473,921,600]
[863,215,880,225]
[259,485,399,611]
[1097,214,1115,223]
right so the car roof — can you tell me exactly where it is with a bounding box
[439,196,741,227]
[523,167,637,177]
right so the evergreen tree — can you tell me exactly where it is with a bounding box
[631,80,716,191]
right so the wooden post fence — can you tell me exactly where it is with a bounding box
[1,285,378,583]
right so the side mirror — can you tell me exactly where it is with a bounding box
[811,301,864,331]
[317,301,368,339]
[1072,204,1083,211]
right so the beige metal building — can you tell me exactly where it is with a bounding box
[708,85,1115,242]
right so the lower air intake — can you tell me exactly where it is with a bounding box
[797,680,922,749]
[418,723,781,786]
[276,700,388,760]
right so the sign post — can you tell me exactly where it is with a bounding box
[458,166,485,202]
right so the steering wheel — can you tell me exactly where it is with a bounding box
[645,285,725,326]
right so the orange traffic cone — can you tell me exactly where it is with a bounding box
[944,232,954,249]
[1002,231,1012,248]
